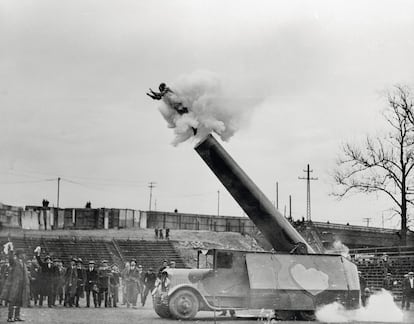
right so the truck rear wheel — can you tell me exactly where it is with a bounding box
[169,289,199,320]
[298,310,316,321]
[274,310,295,320]
[153,296,171,318]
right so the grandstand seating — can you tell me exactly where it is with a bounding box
[0,236,121,266]
[115,239,186,270]
[351,246,414,300]
[0,234,186,272]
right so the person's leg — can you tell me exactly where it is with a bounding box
[86,289,90,307]
[104,289,108,307]
[7,304,15,321]
[93,291,98,307]
[97,291,102,307]
[14,306,23,321]
[142,287,148,306]
[113,287,118,307]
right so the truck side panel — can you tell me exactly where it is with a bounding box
[245,253,360,310]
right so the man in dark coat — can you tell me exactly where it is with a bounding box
[402,272,414,310]
[382,272,394,291]
[401,273,409,310]
[64,258,78,307]
[54,259,66,306]
[35,247,56,307]
[109,264,121,307]
[0,243,30,322]
[85,260,99,308]
[358,271,368,306]
[0,259,9,306]
[27,259,40,306]
[98,260,112,307]
[142,267,157,306]
[74,258,86,307]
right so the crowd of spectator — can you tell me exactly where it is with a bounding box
[0,242,176,322]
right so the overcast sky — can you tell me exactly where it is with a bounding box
[1,0,414,229]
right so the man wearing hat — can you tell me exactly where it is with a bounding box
[98,260,112,307]
[382,272,394,291]
[158,260,169,278]
[54,259,66,306]
[64,258,78,307]
[35,246,56,307]
[109,264,121,307]
[85,261,99,308]
[74,258,86,307]
[0,243,30,322]
[142,267,157,306]
[402,272,414,310]
[125,259,140,308]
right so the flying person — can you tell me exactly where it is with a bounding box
[147,83,197,135]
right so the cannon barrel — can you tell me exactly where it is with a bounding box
[195,134,314,253]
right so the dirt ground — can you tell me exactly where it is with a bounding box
[0,298,413,324]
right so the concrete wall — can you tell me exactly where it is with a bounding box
[144,211,256,234]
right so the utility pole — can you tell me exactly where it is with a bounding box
[57,177,61,209]
[289,195,292,220]
[148,182,156,211]
[217,190,220,216]
[363,217,371,227]
[298,164,318,221]
[276,181,279,210]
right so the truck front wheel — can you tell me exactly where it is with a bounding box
[153,296,171,318]
[169,289,199,320]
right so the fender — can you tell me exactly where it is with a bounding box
[167,283,222,311]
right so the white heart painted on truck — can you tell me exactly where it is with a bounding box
[290,263,329,296]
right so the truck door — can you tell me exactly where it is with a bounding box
[201,251,250,308]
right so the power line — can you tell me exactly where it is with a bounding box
[0,169,146,186]
[0,178,56,184]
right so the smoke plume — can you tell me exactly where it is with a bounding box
[315,289,403,322]
[156,71,257,146]
[330,240,350,258]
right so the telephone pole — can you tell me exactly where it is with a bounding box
[363,217,372,227]
[57,177,61,209]
[298,164,318,221]
[217,190,220,216]
[148,182,156,211]
[276,181,279,210]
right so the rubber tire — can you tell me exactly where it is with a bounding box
[169,289,199,320]
[298,310,316,321]
[274,310,296,320]
[153,296,171,318]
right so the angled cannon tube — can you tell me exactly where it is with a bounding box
[195,134,314,253]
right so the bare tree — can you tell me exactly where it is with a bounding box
[333,85,414,245]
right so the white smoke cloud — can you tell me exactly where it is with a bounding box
[325,239,350,258]
[316,289,403,322]
[156,70,258,146]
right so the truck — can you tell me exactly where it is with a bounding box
[153,134,360,320]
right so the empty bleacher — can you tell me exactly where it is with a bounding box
[115,239,186,270]
[0,235,121,266]
[0,232,187,272]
